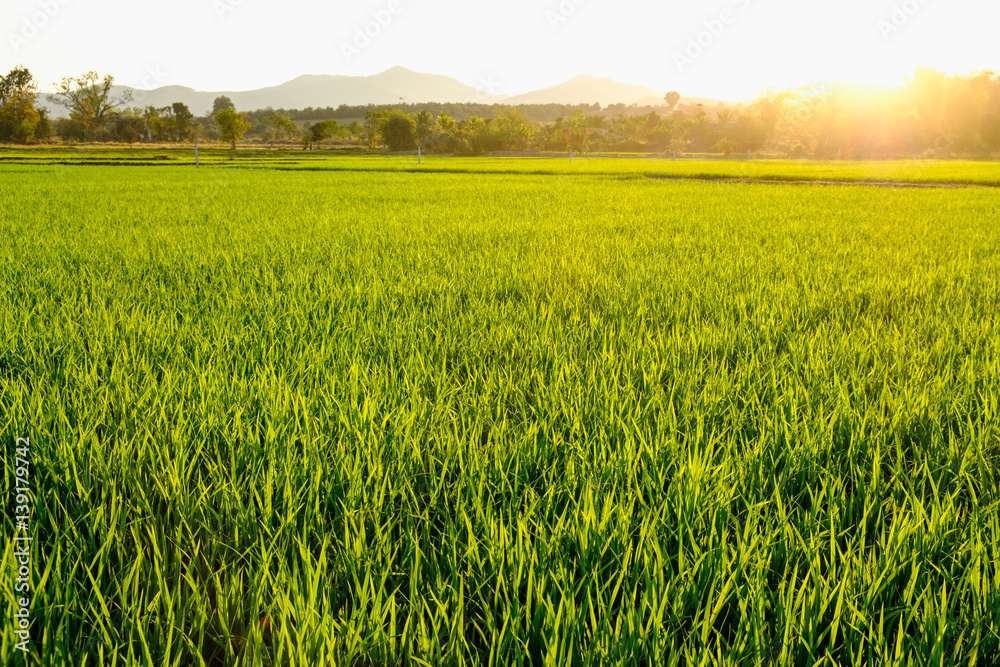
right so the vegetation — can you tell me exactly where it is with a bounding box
[49,71,133,141]
[2,156,999,665]
[4,147,1000,186]
[301,119,341,150]
[380,109,416,152]
[8,65,1000,159]
[0,67,49,143]
[263,110,297,148]
[216,106,251,150]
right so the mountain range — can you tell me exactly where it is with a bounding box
[40,67,731,117]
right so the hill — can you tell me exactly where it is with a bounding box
[40,67,504,117]
[38,68,735,117]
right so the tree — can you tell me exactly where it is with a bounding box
[212,95,235,116]
[49,71,132,140]
[380,110,416,151]
[171,102,194,141]
[494,108,534,150]
[363,109,386,150]
[664,91,681,111]
[437,114,456,133]
[0,67,34,103]
[415,110,434,149]
[118,118,141,147]
[715,137,736,156]
[264,110,297,147]
[0,93,40,143]
[347,121,362,143]
[302,119,338,150]
[54,117,86,141]
[564,108,590,151]
[216,107,250,149]
[141,106,166,142]
[647,115,677,151]
[460,116,490,155]
[35,108,51,142]
[740,88,790,151]
[0,67,42,143]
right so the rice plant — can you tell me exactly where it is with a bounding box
[1,162,998,665]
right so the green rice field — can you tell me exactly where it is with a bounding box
[4,146,1000,185]
[1,154,999,665]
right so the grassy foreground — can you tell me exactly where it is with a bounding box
[4,146,1000,185]
[1,161,999,665]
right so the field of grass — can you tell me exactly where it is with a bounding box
[4,145,1000,186]
[1,157,999,665]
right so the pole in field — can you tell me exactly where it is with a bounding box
[418,145,421,164]
[195,139,199,168]
[570,148,573,163]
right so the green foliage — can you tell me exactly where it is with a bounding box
[31,68,1000,155]
[379,109,416,152]
[116,103,196,143]
[362,109,386,150]
[2,156,1000,665]
[215,107,251,150]
[303,119,339,150]
[437,113,457,133]
[271,101,604,125]
[142,105,165,141]
[0,90,40,143]
[0,66,34,103]
[34,107,51,142]
[716,137,737,157]
[49,71,133,141]
[0,66,42,143]
[171,102,195,141]
[212,95,235,116]
[415,110,434,148]
[263,110,297,147]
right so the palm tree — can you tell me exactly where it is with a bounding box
[415,110,434,149]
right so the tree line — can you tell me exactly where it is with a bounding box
[277,102,603,124]
[0,66,51,143]
[3,66,1000,158]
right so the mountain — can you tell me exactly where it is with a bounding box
[502,75,663,106]
[501,75,736,109]
[39,67,505,116]
[38,68,735,117]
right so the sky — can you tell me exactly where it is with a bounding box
[2,0,997,101]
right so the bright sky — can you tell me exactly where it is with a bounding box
[2,0,997,101]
